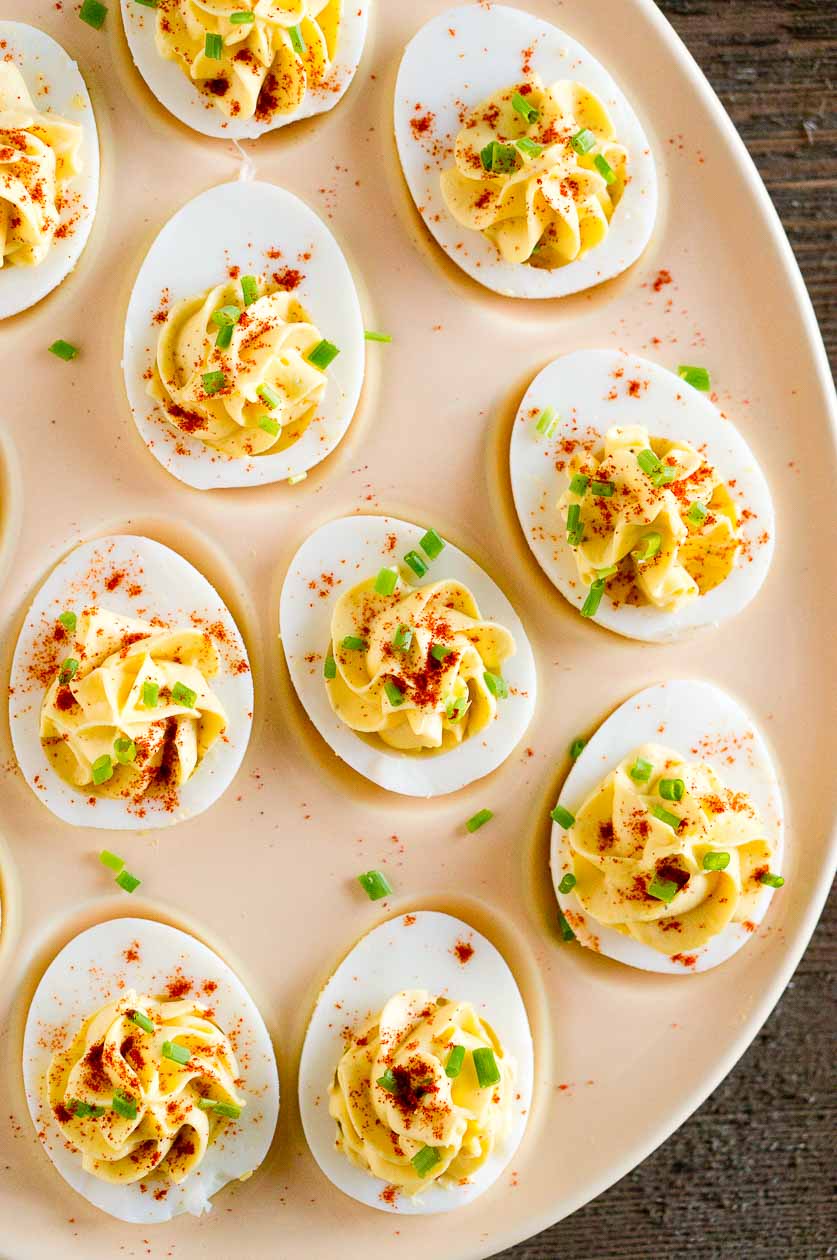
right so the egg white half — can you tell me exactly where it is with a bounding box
[394,4,657,299]
[509,349,775,641]
[9,534,254,829]
[123,179,365,490]
[299,909,533,1213]
[279,514,537,796]
[23,916,280,1223]
[120,0,369,140]
[0,21,100,319]
[550,679,785,975]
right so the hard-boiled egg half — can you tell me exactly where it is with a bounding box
[123,180,364,490]
[510,350,775,641]
[121,0,370,140]
[394,4,657,299]
[299,910,532,1213]
[0,21,99,319]
[550,680,785,975]
[9,534,253,829]
[23,916,279,1223]
[279,515,537,796]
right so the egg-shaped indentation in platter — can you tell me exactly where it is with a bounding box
[120,0,370,140]
[0,21,100,319]
[9,534,253,830]
[23,916,279,1223]
[279,515,537,797]
[394,4,657,299]
[550,680,785,976]
[0,424,22,589]
[299,910,533,1214]
[123,180,365,490]
[509,350,775,642]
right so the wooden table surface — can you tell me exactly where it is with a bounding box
[501,2,837,1257]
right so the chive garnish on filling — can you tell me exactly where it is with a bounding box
[374,566,398,596]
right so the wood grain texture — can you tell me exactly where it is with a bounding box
[499,3,837,1257]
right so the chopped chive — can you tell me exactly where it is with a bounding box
[630,756,653,783]
[113,737,137,765]
[364,330,392,343]
[162,1040,191,1066]
[403,550,428,578]
[357,869,393,901]
[323,653,336,680]
[590,480,615,498]
[341,635,367,651]
[678,364,711,391]
[648,875,679,904]
[216,323,233,350]
[376,1068,399,1094]
[480,140,518,174]
[569,473,589,495]
[758,871,785,888]
[594,153,616,184]
[466,808,493,833]
[571,127,595,154]
[59,657,79,684]
[637,448,661,476]
[419,528,445,560]
[69,1099,107,1118]
[307,339,340,370]
[445,694,468,722]
[431,643,452,662]
[659,777,685,802]
[49,339,79,361]
[115,869,141,894]
[511,90,539,123]
[392,624,413,651]
[374,566,399,596]
[596,564,618,580]
[687,501,708,526]
[111,1090,138,1120]
[516,136,544,158]
[651,465,677,488]
[204,32,223,58]
[472,1047,501,1088]
[703,851,730,871]
[256,382,281,410]
[79,0,107,27]
[384,679,405,707]
[566,502,583,546]
[59,610,77,632]
[288,23,306,54]
[129,1010,154,1034]
[411,1145,441,1178]
[214,1101,242,1119]
[259,415,281,437]
[558,872,577,894]
[172,681,197,708]
[287,472,307,485]
[211,304,241,328]
[650,803,681,830]
[91,755,114,786]
[580,578,606,618]
[535,406,558,438]
[557,909,576,941]
[202,370,226,395]
[196,1096,216,1111]
[550,804,575,829]
[483,671,508,699]
[142,680,159,709]
[445,1044,466,1078]
[632,532,662,564]
[99,850,124,872]
[241,275,259,305]
[569,737,586,760]
[229,9,255,20]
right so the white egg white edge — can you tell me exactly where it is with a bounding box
[9,534,254,830]
[279,514,537,797]
[22,916,280,1224]
[549,679,785,975]
[120,0,370,140]
[0,21,100,320]
[123,179,365,490]
[394,3,657,300]
[509,349,775,642]
[298,909,533,1215]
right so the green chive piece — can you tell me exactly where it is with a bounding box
[357,869,393,900]
[472,1047,501,1088]
[442,1044,465,1078]
[256,382,281,410]
[535,406,558,437]
[651,804,681,830]
[571,127,595,154]
[445,695,468,722]
[566,502,584,546]
[323,653,336,680]
[411,1145,441,1178]
[79,0,107,27]
[59,610,77,632]
[648,875,679,904]
[211,304,240,328]
[483,671,508,699]
[287,473,307,485]
[591,480,615,498]
[569,473,589,495]
[392,624,413,651]
[759,871,785,888]
[687,501,708,526]
[114,738,137,765]
[341,635,367,651]
[142,680,159,709]
[651,465,677,488]
[202,370,226,395]
[307,339,340,370]
[659,777,685,802]
[630,757,653,783]
[70,1099,107,1118]
[115,870,141,894]
[480,140,518,174]
[111,1090,138,1120]
[403,550,428,578]
[384,679,405,707]
[511,90,539,123]
[550,804,575,829]
[162,1040,191,1066]
[229,9,255,21]
[632,532,662,564]
[637,448,661,476]
[376,1069,399,1094]
[569,737,586,760]
[91,755,114,786]
[374,566,398,596]
[419,528,445,560]
[558,873,577,894]
[516,136,544,158]
[129,1010,154,1034]
[678,364,711,392]
[197,1096,217,1111]
[241,275,259,305]
[557,909,576,941]
[596,564,618,580]
[431,644,452,662]
[580,578,606,619]
[49,339,79,361]
[594,153,616,184]
[216,323,233,350]
[59,658,79,684]
[204,32,223,58]
[172,681,197,708]
[99,850,124,872]
[214,1101,243,1119]
[288,23,306,54]
[703,851,730,871]
[259,415,281,437]
[466,808,493,833]
[364,330,392,343]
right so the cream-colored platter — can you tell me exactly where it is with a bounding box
[0,1,834,1258]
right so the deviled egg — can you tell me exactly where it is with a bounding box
[9,534,253,829]
[299,910,533,1213]
[0,21,99,319]
[394,5,656,299]
[510,350,774,641]
[23,916,279,1222]
[121,0,370,140]
[279,515,537,796]
[124,180,364,489]
[550,680,785,974]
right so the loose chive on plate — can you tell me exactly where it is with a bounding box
[419,528,445,559]
[445,1045,465,1078]
[759,871,785,888]
[466,808,493,833]
[307,339,340,370]
[115,870,141,893]
[557,909,576,942]
[569,737,586,760]
[162,1040,191,1066]
[364,330,391,343]
[703,851,730,871]
[49,339,79,361]
[535,406,558,438]
[678,364,711,391]
[79,0,107,28]
[357,870,393,901]
[403,550,427,578]
[204,32,223,58]
[374,566,398,596]
[59,610,77,632]
[550,804,575,829]
[558,872,577,894]
[472,1047,501,1088]
[99,850,124,872]
[483,671,508,699]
